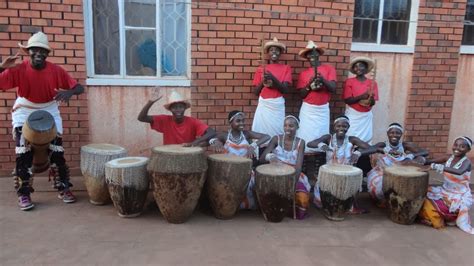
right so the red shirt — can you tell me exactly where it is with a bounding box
[151,115,209,145]
[296,64,337,105]
[343,77,379,112]
[0,60,77,103]
[252,64,292,99]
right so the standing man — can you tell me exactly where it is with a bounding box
[296,41,337,153]
[0,32,85,210]
[137,89,215,146]
[252,37,292,139]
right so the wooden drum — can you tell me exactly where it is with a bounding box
[206,154,252,219]
[81,144,127,205]
[105,157,150,218]
[383,165,429,225]
[255,163,295,223]
[318,164,363,221]
[302,152,326,187]
[22,110,57,173]
[148,145,208,224]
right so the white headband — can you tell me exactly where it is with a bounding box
[285,115,300,126]
[229,112,245,122]
[387,125,404,133]
[334,116,349,125]
[456,136,472,149]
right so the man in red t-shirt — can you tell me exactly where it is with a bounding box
[138,89,215,146]
[296,41,337,154]
[343,56,378,143]
[0,32,84,210]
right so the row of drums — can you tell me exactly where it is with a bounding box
[81,143,429,224]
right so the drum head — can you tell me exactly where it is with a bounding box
[152,145,203,155]
[106,157,149,168]
[320,164,362,176]
[27,110,55,131]
[208,153,252,163]
[384,165,426,177]
[256,163,295,176]
[81,143,127,155]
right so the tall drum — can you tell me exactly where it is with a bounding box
[148,145,207,224]
[206,154,252,219]
[302,152,326,187]
[105,157,150,218]
[383,165,429,224]
[255,163,295,223]
[22,110,57,173]
[81,144,127,205]
[318,164,363,221]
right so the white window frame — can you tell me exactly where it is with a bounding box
[83,0,191,86]
[351,0,419,53]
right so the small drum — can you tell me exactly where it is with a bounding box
[81,143,127,205]
[148,145,207,224]
[206,154,252,219]
[22,110,57,173]
[318,164,363,221]
[105,157,150,218]
[302,152,326,187]
[383,165,429,225]
[255,163,295,223]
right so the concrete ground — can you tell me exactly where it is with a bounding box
[1,175,473,266]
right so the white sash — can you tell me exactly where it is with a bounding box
[345,105,373,143]
[11,97,63,134]
[251,96,285,138]
[297,102,330,153]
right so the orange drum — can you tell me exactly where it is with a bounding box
[22,110,57,173]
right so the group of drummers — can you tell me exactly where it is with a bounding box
[0,33,472,234]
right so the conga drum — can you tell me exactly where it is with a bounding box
[148,145,207,224]
[81,144,127,205]
[22,110,57,173]
[318,164,363,221]
[206,154,252,219]
[383,165,429,225]
[255,163,295,223]
[303,152,326,187]
[105,157,150,218]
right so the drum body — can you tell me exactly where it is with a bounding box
[255,163,295,223]
[148,145,207,224]
[22,110,57,173]
[318,164,363,221]
[302,152,326,187]
[206,154,252,219]
[383,165,429,224]
[81,144,127,205]
[105,157,150,218]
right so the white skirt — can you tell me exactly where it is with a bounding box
[252,96,285,139]
[11,97,63,134]
[345,105,373,143]
[297,102,330,153]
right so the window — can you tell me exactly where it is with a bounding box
[460,0,474,54]
[84,0,191,86]
[351,0,419,53]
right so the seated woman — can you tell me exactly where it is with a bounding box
[367,123,427,207]
[307,115,382,213]
[209,111,270,210]
[259,115,311,220]
[418,136,473,234]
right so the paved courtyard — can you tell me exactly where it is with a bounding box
[1,175,473,265]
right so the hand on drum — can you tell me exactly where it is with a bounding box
[417,164,431,172]
[349,150,361,164]
[265,153,280,164]
[210,140,224,153]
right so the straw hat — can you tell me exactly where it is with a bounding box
[18,32,51,53]
[264,37,286,53]
[349,56,375,74]
[298,40,324,58]
[164,90,191,110]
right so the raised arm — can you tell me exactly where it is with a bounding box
[137,89,162,124]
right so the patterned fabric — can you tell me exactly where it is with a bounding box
[419,156,473,234]
[367,141,408,201]
[223,132,257,210]
[273,136,311,219]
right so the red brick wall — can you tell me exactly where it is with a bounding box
[191,0,355,132]
[405,0,466,157]
[0,0,87,174]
